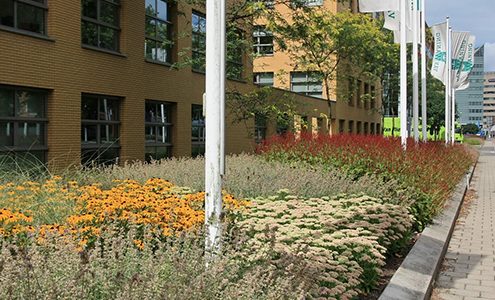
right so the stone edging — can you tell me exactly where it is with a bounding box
[378,161,478,300]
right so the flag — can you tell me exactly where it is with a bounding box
[431,22,448,85]
[386,10,413,43]
[359,0,399,12]
[383,0,418,44]
[454,34,476,91]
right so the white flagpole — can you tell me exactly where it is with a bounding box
[400,0,408,149]
[420,0,427,142]
[205,0,225,254]
[220,0,226,176]
[444,18,450,144]
[448,27,453,144]
[451,88,456,143]
[412,0,419,143]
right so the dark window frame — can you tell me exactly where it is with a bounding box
[253,72,274,86]
[254,113,267,143]
[290,71,323,98]
[0,0,48,36]
[145,100,173,161]
[81,93,121,165]
[226,27,245,80]
[145,0,173,64]
[191,11,206,72]
[191,104,205,156]
[81,0,121,52]
[253,25,274,56]
[0,85,48,162]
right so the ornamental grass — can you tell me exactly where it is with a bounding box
[258,133,475,229]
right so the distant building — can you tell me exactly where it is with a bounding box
[484,72,495,131]
[456,46,485,126]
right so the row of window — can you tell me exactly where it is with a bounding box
[468,109,483,113]
[253,71,323,98]
[0,1,245,80]
[338,119,381,135]
[0,86,206,165]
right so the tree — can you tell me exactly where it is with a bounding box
[265,6,397,107]
[461,123,480,135]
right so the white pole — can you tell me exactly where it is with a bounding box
[220,0,226,176]
[205,0,225,254]
[445,17,451,144]
[412,0,419,143]
[451,88,456,143]
[400,0,408,149]
[420,0,427,142]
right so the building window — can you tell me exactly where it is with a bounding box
[191,104,205,157]
[145,100,172,161]
[227,28,244,80]
[191,11,206,72]
[370,85,376,109]
[81,94,120,165]
[356,80,362,108]
[292,0,323,7]
[0,0,47,35]
[348,120,354,133]
[356,121,362,134]
[145,0,173,64]
[253,72,274,86]
[0,86,48,166]
[290,72,323,98]
[364,122,369,135]
[254,114,267,143]
[253,26,273,56]
[339,119,345,134]
[81,0,120,52]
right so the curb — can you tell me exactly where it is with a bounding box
[379,161,477,300]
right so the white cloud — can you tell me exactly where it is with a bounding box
[485,43,495,72]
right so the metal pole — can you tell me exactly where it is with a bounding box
[205,0,225,254]
[445,17,451,144]
[400,0,408,149]
[452,88,456,143]
[420,0,427,142]
[220,0,226,176]
[412,0,419,143]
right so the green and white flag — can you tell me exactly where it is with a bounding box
[454,34,476,91]
[431,22,448,85]
[385,10,413,43]
[384,0,418,44]
[359,0,399,12]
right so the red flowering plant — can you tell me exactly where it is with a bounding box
[257,133,475,230]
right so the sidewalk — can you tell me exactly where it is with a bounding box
[434,139,495,300]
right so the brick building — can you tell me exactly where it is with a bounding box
[253,0,383,135]
[0,0,380,171]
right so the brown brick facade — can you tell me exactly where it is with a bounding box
[0,0,380,171]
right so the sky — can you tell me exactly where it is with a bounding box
[426,0,495,72]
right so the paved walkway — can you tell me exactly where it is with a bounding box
[434,139,495,300]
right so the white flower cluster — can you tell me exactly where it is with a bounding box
[237,193,413,299]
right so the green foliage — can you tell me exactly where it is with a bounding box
[461,124,481,135]
[267,7,396,102]
[464,137,483,146]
